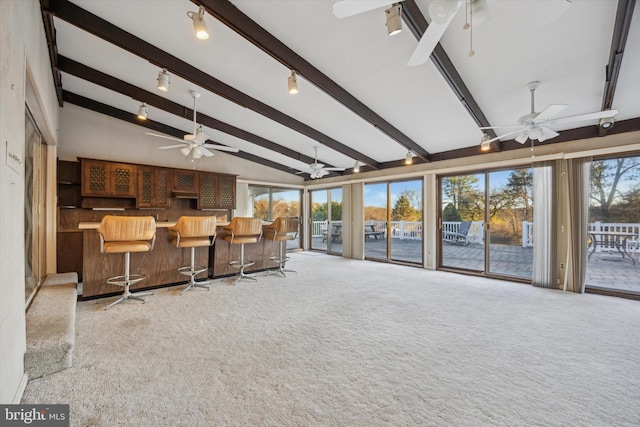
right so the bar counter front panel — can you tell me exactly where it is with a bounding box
[80,222,279,298]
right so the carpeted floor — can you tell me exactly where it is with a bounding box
[22,252,640,426]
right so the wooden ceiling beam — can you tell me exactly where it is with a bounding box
[600,0,636,136]
[401,0,501,152]
[56,55,338,171]
[193,0,431,162]
[62,91,301,175]
[42,0,380,169]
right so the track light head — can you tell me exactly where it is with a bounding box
[353,161,360,173]
[385,3,402,36]
[288,70,299,95]
[137,102,148,120]
[188,6,209,40]
[599,117,615,129]
[157,69,170,91]
[480,133,491,151]
[405,150,413,165]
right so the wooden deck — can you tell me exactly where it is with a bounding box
[310,237,640,294]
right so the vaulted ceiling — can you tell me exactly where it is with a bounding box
[41,0,640,179]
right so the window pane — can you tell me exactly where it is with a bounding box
[390,180,422,264]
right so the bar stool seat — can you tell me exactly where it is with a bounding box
[168,216,217,295]
[97,215,156,310]
[222,217,263,285]
[263,217,299,277]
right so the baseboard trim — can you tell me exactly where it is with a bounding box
[12,373,28,404]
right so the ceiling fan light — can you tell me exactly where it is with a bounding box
[288,71,299,95]
[189,6,210,40]
[192,147,203,159]
[428,1,449,25]
[385,3,402,36]
[515,132,528,144]
[180,146,191,156]
[157,69,170,91]
[137,102,148,120]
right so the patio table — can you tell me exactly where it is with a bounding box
[588,231,637,265]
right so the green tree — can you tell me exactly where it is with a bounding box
[442,175,483,220]
[392,195,419,221]
[442,202,461,221]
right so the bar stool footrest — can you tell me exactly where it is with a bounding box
[106,274,146,287]
[177,266,208,277]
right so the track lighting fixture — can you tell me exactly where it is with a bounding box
[599,117,615,129]
[480,133,491,151]
[288,70,299,95]
[187,6,209,40]
[157,69,170,91]
[405,150,413,165]
[353,161,360,173]
[137,102,148,120]
[385,3,402,36]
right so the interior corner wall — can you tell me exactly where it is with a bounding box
[0,0,60,403]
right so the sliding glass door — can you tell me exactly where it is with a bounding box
[440,168,534,280]
[440,173,485,271]
[364,179,423,264]
[249,185,302,249]
[310,188,342,255]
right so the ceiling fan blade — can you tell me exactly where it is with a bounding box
[146,132,185,143]
[479,125,521,130]
[407,0,461,67]
[332,0,399,19]
[158,144,187,150]
[533,104,568,123]
[202,144,240,153]
[537,127,559,142]
[323,167,346,171]
[548,109,618,126]
[191,131,211,145]
[515,132,529,144]
[483,129,525,144]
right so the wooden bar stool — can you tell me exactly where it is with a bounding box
[263,217,299,277]
[222,217,263,285]
[97,215,156,310]
[168,216,217,295]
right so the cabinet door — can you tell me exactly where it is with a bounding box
[82,160,111,196]
[110,163,137,197]
[137,167,154,207]
[173,170,199,193]
[154,168,171,207]
[217,175,236,209]
[198,172,217,209]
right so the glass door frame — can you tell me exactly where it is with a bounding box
[437,168,534,283]
[309,187,342,255]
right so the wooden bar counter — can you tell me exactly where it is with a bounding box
[79,221,280,298]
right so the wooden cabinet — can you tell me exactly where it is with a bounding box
[57,160,81,208]
[81,160,136,197]
[198,172,236,209]
[173,170,199,193]
[137,167,171,208]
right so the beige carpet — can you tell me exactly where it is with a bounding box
[22,252,640,426]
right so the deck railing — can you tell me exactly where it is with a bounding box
[312,220,640,250]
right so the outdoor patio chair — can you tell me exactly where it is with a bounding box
[445,221,472,246]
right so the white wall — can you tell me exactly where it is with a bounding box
[58,104,304,185]
[0,0,60,403]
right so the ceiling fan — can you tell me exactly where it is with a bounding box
[332,0,488,66]
[145,90,239,159]
[479,81,618,145]
[298,147,346,179]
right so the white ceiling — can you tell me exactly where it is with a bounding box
[49,0,639,176]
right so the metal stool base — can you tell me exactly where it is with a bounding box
[105,274,152,310]
[177,265,211,295]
